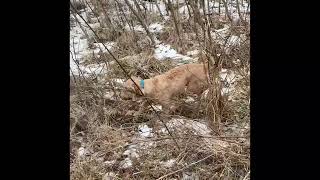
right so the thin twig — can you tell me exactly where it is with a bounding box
[134,135,248,143]
[242,170,250,180]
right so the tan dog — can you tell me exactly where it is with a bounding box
[121,63,209,112]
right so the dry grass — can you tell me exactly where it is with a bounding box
[70,0,250,179]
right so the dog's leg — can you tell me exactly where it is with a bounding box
[159,97,178,114]
[136,99,150,115]
[186,79,206,96]
[186,79,207,113]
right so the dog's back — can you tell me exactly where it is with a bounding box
[153,63,208,96]
[163,63,208,81]
[121,63,209,111]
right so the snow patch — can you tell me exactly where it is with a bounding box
[219,69,236,85]
[186,50,200,57]
[92,42,116,54]
[119,158,133,169]
[161,118,211,136]
[154,44,193,62]
[138,124,153,138]
[150,105,162,111]
[104,160,116,166]
[185,96,195,103]
[149,23,163,33]
[125,23,163,34]
[113,78,125,84]
[123,145,139,159]
[77,147,90,157]
[160,159,176,168]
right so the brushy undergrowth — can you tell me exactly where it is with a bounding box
[70,0,250,179]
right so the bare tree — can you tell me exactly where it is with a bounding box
[165,0,182,47]
[71,12,90,40]
[123,0,156,45]
[155,0,165,20]
[235,0,244,24]
[221,0,233,23]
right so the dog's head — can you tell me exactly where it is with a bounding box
[120,76,143,100]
